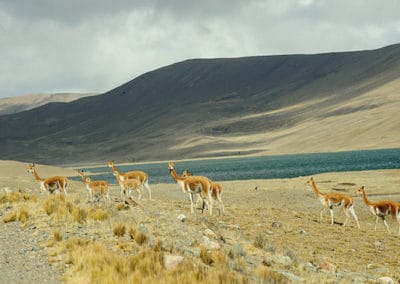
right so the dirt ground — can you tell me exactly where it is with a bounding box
[1,161,400,283]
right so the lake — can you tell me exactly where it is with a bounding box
[77,148,400,184]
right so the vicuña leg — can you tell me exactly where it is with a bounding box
[144,181,152,200]
[348,206,360,228]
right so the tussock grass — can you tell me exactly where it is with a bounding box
[71,206,87,223]
[256,265,289,283]
[0,192,23,203]
[43,195,89,223]
[3,211,17,223]
[18,206,30,223]
[128,226,148,245]
[64,240,164,283]
[53,230,63,242]
[3,206,30,223]
[43,195,68,217]
[87,207,108,221]
[134,231,148,246]
[113,223,126,237]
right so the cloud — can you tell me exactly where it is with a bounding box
[0,0,399,98]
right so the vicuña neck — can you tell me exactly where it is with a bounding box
[311,180,323,197]
[360,189,372,206]
[169,168,184,182]
[32,169,43,181]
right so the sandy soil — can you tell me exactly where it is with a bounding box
[1,160,400,283]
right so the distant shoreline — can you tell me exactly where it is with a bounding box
[63,147,400,169]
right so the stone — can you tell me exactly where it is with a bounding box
[377,277,394,284]
[271,221,282,228]
[164,254,184,270]
[204,228,217,238]
[319,261,336,273]
[279,271,304,283]
[275,255,293,266]
[202,236,221,250]
[177,214,187,222]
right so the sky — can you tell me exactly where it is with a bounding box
[1,0,400,98]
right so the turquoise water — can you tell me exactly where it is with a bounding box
[78,149,400,184]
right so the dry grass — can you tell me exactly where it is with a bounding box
[3,206,30,224]
[113,223,126,237]
[0,192,23,203]
[2,169,400,283]
[87,207,108,221]
[53,230,63,242]
[3,211,17,223]
[256,266,289,283]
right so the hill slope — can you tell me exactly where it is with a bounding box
[1,44,400,165]
[0,92,98,115]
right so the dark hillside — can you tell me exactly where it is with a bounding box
[1,44,399,164]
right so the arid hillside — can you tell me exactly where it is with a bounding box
[0,44,399,164]
[0,92,98,115]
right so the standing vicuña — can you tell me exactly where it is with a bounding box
[168,162,213,215]
[182,169,225,215]
[356,186,400,234]
[108,161,152,200]
[112,170,143,201]
[77,170,110,203]
[27,163,68,195]
[306,177,360,228]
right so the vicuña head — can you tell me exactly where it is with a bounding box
[305,176,314,186]
[168,162,175,171]
[182,169,193,177]
[356,185,365,195]
[27,163,36,173]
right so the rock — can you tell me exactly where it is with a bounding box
[202,236,220,250]
[218,221,240,229]
[377,277,394,284]
[229,243,247,258]
[177,214,187,222]
[319,261,336,273]
[164,254,184,270]
[274,255,293,266]
[299,229,307,235]
[271,221,282,228]
[204,228,217,238]
[185,248,199,257]
[279,271,304,283]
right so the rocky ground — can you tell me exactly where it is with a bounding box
[1,162,400,283]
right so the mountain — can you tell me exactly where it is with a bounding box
[1,44,399,165]
[0,92,98,115]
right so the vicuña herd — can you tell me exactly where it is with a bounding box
[27,162,400,233]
